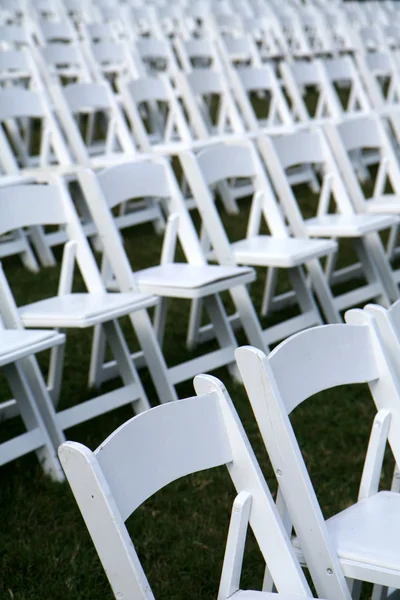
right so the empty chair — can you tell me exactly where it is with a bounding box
[235,313,400,599]
[174,36,224,73]
[0,48,46,93]
[180,67,246,142]
[0,267,65,480]
[0,86,73,177]
[180,138,339,346]
[0,86,76,263]
[322,55,371,117]
[134,36,180,77]
[324,114,400,282]
[51,79,165,233]
[280,59,344,126]
[59,373,318,600]
[260,129,400,314]
[117,74,194,155]
[78,158,255,387]
[355,50,400,146]
[34,16,79,45]
[228,64,294,136]
[37,42,92,85]
[0,178,177,435]
[82,39,140,85]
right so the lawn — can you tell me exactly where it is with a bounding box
[0,180,395,600]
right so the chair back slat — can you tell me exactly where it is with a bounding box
[95,393,232,521]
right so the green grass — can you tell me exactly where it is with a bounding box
[0,184,396,600]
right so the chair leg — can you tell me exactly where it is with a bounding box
[261,267,278,317]
[153,297,169,345]
[15,228,40,273]
[47,332,66,405]
[217,180,240,215]
[203,294,241,382]
[386,224,399,261]
[128,310,178,404]
[89,324,107,388]
[16,355,66,451]
[363,232,400,304]
[102,320,150,414]
[28,225,57,267]
[353,237,389,307]
[306,258,342,323]
[288,266,323,322]
[187,297,203,350]
[229,284,270,351]
[3,361,64,481]
[346,578,362,600]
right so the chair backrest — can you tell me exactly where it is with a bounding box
[235,316,400,600]
[280,58,343,123]
[83,39,140,83]
[59,373,313,599]
[135,37,179,76]
[180,139,289,264]
[174,37,223,73]
[356,50,400,113]
[322,55,371,116]
[0,87,72,174]
[0,47,46,93]
[39,42,92,84]
[77,157,212,293]
[117,74,193,153]
[50,80,137,166]
[324,115,400,212]
[231,64,294,133]
[35,17,78,44]
[259,129,357,237]
[180,68,246,139]
[0,178,108,294]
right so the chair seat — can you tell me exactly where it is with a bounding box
[294,491,400,578]
[231,235,337,268]
[305,214,398,238]
[133,263,255,299]
[365,194,400,214]
[0,329,65,366]
[19,293,159,329]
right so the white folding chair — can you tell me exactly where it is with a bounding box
[0,177,177,432]
[0,47,46,94]
[134,36,180,78]
[117,74,194,156]
[33,16,79,45]
[180,139,339,345]
[274,10,313,59]
[322,56,372,118]
[82,39,140,85]
[174,36,224,74]
[354,50,400,141]
[224,63,320,192]
[78,158,255,386]
[324,114,400,283]
[0,86,74,178]
[235,313,400,600]
[260,129,400,314]
[279,59,344,126]
[227,65,294,136]
[0,85,78,264]
[58,373,317,600]
[178,67,255,212]
[36,42,93,85]
[50,79,165,233]
[0,270,65,480]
